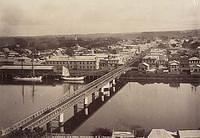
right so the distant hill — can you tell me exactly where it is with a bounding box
[0,29,199,49]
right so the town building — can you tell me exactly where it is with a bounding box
[7,50,19,58]
[168,60,180,74]
[179,56,190,74]
[112,130,135,138]
[99,58,120,69]
[148,129,175,138]
[13,57,32,65]
[142,48,168,69]
[0,65,59,78]
[142,55,159,66]
[0,52,5,58]
[189,57,200,65]
[149,48,166,56]
[0,58,14,66]
[190,64,200,75]
[179,130,200,138]
[45,56,99,70]
[138,62,150,72]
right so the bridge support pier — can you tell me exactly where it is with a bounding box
[112,86,116,92]
[73,96,91,116]
[101,94,105,102]
[46,112,65,133]
[59,113,64,133]
[74,100,84,115]
[47,121,53,133]
[84,96,89,116]
[99,88,105,102]
[111,79,116,93]
[100,82,111,98]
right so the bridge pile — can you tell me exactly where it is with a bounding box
[0,49,150,137]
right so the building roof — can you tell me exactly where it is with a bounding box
[47,56,96,62]
[142,62,149,67]
[170,62,179,66]
[189,57,200,61]
[112,130,135,138]
[191,64,200,68]
[0,65,54,70]
[14,57,31,60]
[0,58,14,62]
[169,60,180,64]
[148,129,174,138]
[179,130,200,138]
[143,55,159,60]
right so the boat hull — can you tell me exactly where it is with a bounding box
[61,76,85,81]
[13,76,42,82]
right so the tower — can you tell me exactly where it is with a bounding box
[75,35,79,47]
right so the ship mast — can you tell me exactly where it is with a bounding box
[31,49,35,77]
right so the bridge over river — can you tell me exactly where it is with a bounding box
[0,49,150,136]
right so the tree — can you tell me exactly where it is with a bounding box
[91,128,112,136]
[64,47,74,56]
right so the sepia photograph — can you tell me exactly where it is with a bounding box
[0,0,200,137]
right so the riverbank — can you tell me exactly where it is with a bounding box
[121,70,200,83]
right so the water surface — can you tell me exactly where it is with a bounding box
[0,82,83,129]
[73,82,200,135]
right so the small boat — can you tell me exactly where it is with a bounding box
[61,66,85,82]
[61,76,85,81]
[13,48,43,82]
[13,76,42,82]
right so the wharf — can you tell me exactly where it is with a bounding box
[121,70,200,83]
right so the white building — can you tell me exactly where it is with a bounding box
[45,56,99,70]
[189,57,200,65]
[190,64,200,75]
[169,60,180,74]
[138,62,150,72]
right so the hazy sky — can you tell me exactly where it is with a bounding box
[0,0,200,36]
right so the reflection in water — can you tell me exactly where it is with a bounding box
[19,83,84,105]
[63,83,82,98]
[73,82,200,135]
[0,82,84,128]
[63,83,70,94]
[191,82,200,93]
[169,83,180,88]
[22,85,25,104]
[20,84,36,104]
[32,84,35,103]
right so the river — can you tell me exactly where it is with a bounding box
[0,81,200,135]
[0,82,84,129]
[73,82,200,135]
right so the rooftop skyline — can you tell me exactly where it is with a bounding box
[0,0,200,36]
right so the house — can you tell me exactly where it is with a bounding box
[179,130,200,138]
[157,55,168,66]
[190,64,200,75]
[197,46,200,55]
[45,56,99,70]
[189,57,200,65]
[179,56,190,74]
[7,50,19,58]
[112,130,135,138]
[0,58,14,66]
[0,65,58,77]
[0,52,5,58]
[99,58,120,69]
[142,55,168,67]
[142,55,159,66]
[169,60,180,74]
[150,48,166,56]
[138,62,150,72]
[148,129,176,138]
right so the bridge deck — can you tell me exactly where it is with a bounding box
[1,49,150,136]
